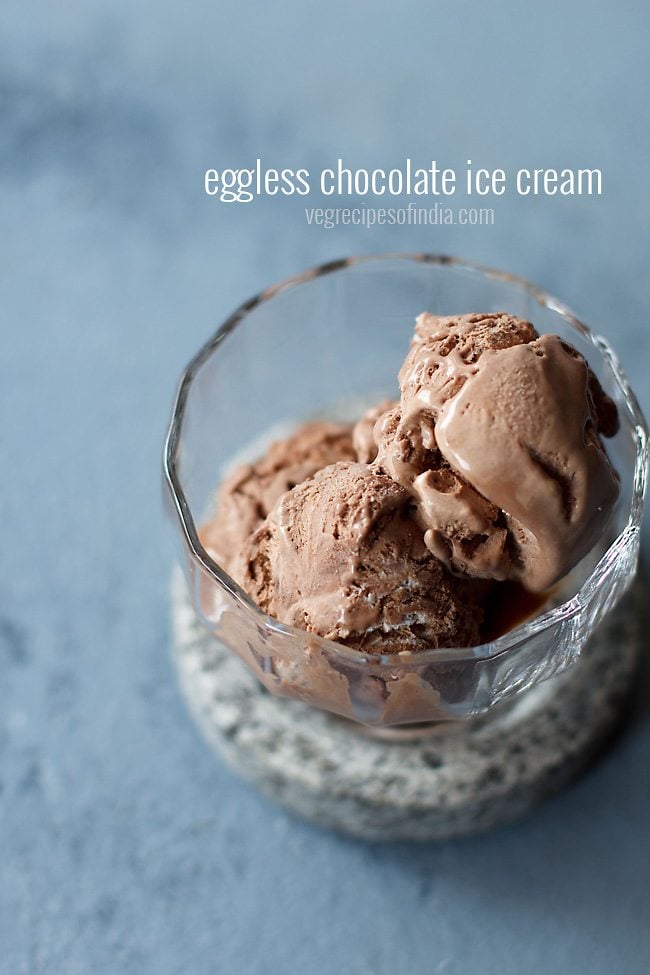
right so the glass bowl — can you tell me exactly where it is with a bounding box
[163,255,648,727]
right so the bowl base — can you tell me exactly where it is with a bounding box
[171,568,643,841]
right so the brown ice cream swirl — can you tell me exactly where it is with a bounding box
[201,421,356,571]
[434,334,620,591]
[234,461,486,653]
[376,313,619,591]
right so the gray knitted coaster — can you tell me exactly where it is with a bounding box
[172,569,643,841]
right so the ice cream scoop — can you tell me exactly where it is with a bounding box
[376,313,620,591]
[434,333,620,590]
[233,461,487,653]
[201,421,356,571]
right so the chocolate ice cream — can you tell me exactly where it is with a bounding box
[375,313,619,591]
[233,461,486,653]
[352,399,397,463]
[202,309,619,656]
[201,421,355,571]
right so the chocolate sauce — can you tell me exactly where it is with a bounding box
[481,581,551,642]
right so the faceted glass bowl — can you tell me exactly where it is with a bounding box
[164,255,648,726]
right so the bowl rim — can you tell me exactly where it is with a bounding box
[163,253,648,666]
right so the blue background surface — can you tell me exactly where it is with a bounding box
[1,1,649,972]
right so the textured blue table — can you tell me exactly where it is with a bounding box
[2,2,649,972]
